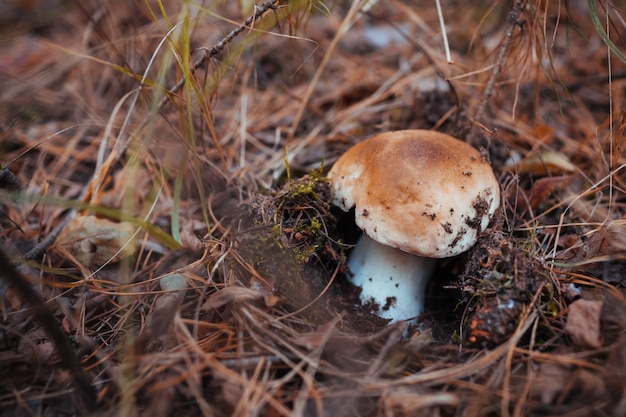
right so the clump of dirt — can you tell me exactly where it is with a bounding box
[459,213,548,347]
[231,169,388,333]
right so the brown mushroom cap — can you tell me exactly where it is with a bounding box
[328,130,500,258]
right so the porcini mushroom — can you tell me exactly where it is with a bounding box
[328,130,500,322]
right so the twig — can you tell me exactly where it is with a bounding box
[0,247,97,412]
[155,0,280,114]
[470,0,525,144]
[21,210,76,261]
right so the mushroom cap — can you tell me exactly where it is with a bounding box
[328,130,500,258]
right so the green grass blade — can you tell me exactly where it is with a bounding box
[588,0,626,64]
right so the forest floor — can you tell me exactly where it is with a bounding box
[1,0,626,416]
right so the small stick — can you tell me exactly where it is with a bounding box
[155,0,280,113]
[471,0,525,143]
[0,247,97,412]
[21,211,75,261]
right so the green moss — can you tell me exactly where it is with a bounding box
[234,168,341,324]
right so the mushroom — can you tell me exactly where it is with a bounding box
[328,130,500,322]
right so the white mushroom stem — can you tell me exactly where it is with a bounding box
[348,234,436,322]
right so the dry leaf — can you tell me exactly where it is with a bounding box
[531,362,608,406]
[565,299,603,348]
[605,334,626,388]
[17,327,57,364]
[55,215,135,267]
[528,175,572,209]
[201,286,264,311]
[531,362,569,405]
[138,274,189,351]
[507,151,576,175]
[382,389,459,413]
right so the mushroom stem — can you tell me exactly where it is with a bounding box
[348,234,436,322]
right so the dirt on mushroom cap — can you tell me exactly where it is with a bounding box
[328,130,500,258]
